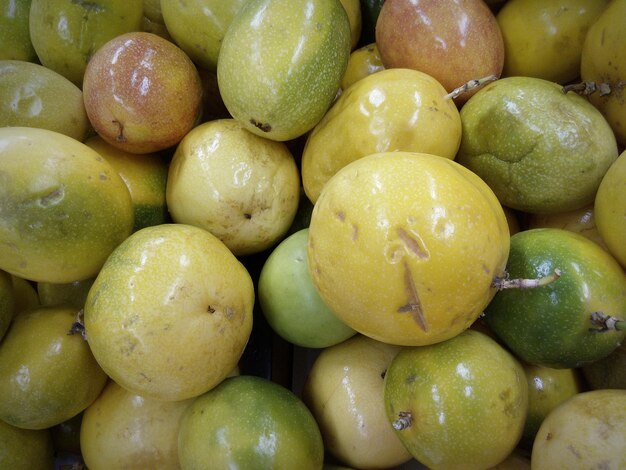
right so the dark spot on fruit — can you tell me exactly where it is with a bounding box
[207,305,215,314]
[112,119,127,142]
[99,173,108,181]
[397,261,429,331]
[244,213,252,219]
[335,211,345,221]
[38,186,65,207]
[397,227,429,259]
[567,444,582,459]
[250,119,271,132]
[405,374,416,384]
[381,369,387,379]
[546,432,553,441]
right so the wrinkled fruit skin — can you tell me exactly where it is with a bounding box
[456,76,618,214]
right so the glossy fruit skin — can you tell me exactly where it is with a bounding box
[594,149,626,268]
[166,119,301,256]
[0,420,54,469]
[383,330,528,470]
[340,42,385,90]
[80,381,193,470]
[85,135,169,232]
[160,0,248,71]
[83,31,203,155]
[497,0,608,84]
[258,229,356,348]
[301,68,462,203]
[217,0,351,141]
[581,0,626,147]
[84,224,254,402]
[308,152,510,346]
[0,60,90,142]
[178,375,324,470]
[531,389,626,469]
[485,228,626,369]
[28,0,143,86]
[302,335,412,469]
[0,127,134,283]
[0,305,108,430]
[0,0,37,61]
[375,0,504,103]
[456,76,618,214]
[520,364,583,448]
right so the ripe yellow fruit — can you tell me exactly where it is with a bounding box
[302,68,461,204]
[308,152,510,346]
[0,127,134,283]
[84,224,254,401]
[595,149,626,268]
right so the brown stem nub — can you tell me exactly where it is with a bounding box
[444,75,498,100]
[562,81,611,96]
[589,311,625,332]
[492,268,561,291]
[68,309,87,340]
[392,411,413,431]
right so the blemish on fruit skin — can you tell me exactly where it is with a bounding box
[397,261,429,331]
[112,119,126,142]
[567,444,582,459]
[37,186,65,207]
[335,210,345,221]
[250,119,271,132]
[397,227,429,259]
[351,224,358,241]
[546,432,553,441]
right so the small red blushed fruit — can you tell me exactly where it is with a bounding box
[375,0,504,103]
[83,31,202,155]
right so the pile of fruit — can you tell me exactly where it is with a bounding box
[1,0,625,468]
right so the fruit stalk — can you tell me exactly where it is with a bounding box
[589,311,625,332]
[491,268,562,291]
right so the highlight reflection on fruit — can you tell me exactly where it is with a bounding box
[0,1,624,468]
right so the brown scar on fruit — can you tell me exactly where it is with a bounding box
[207,305,216,314]
[112,120,127,142]
[397,261,428,331]
[250,119,271,132]
[397,227,429,259]
[351,224,358,241]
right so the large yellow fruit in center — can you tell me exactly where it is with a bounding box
[307,152,510,346]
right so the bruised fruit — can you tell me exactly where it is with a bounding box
[308,152,510,346]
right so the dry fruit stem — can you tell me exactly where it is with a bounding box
[492,268,562,291]
[444,75,498,100]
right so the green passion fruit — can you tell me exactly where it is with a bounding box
[456,76,618,214]
[0,305,108,430]
[383,329,528,469]
[217,0,351,141]
[485,228,626,369]
[178,375,324,469]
